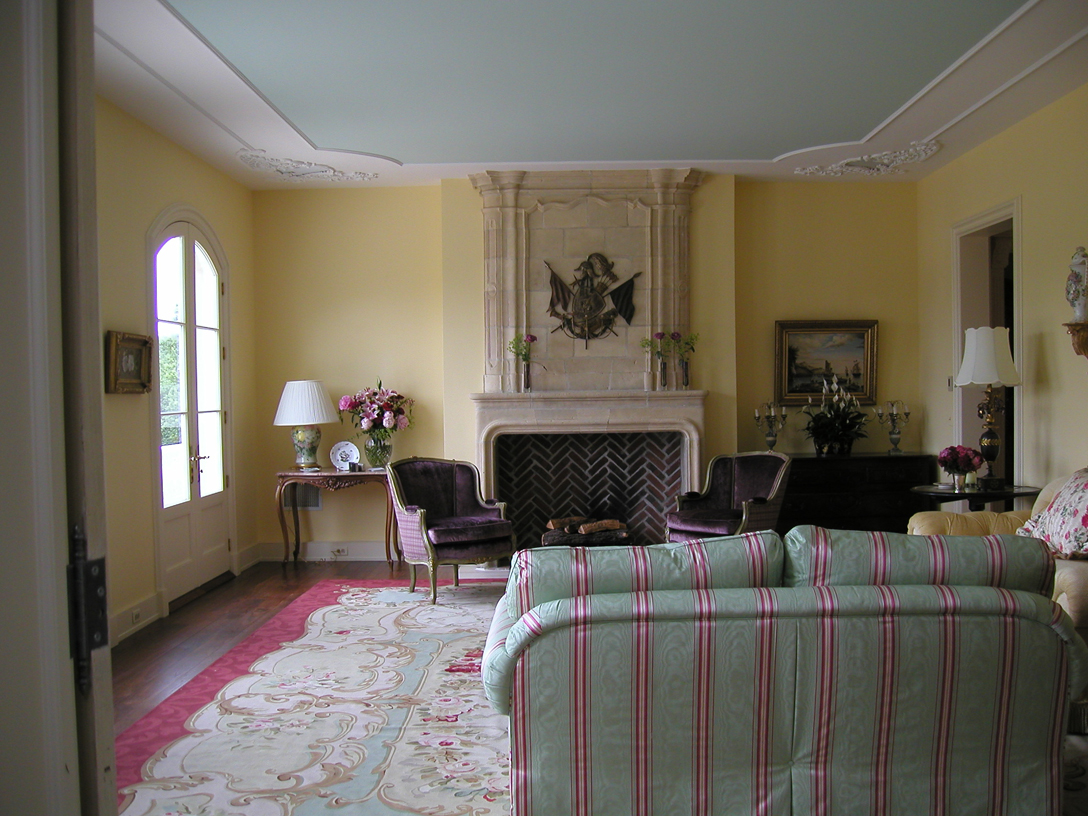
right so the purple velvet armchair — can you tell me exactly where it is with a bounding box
[387,457,517,603]
[665,451,791,542]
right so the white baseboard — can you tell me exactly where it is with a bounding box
[256,539,391,562]
[109,593,162,646]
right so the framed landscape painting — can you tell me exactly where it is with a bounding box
[774,320,878,405]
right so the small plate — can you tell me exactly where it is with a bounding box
[329,441,360,471]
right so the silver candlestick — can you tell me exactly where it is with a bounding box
[875,400,911,455]
[754,402,788,451]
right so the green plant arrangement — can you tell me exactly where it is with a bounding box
[802,376,869,456]
[508,334,545,392]
[671,331,698,389]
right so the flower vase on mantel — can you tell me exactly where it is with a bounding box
[658,359,668,391]
[522,361,532,394]
[679,358,690,389]
[364,434,392,469]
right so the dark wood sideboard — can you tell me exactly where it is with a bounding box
[776,453,936,535]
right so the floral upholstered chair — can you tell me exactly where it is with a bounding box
[665,451,791,542]
[387,457,517,603]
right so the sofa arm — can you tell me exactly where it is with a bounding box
[482,592,518,714]
[906,509,1031,536]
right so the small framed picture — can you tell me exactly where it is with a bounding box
[775,320,878,405]
[105,331,153,394]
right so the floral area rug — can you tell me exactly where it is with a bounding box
[116,579,510,816]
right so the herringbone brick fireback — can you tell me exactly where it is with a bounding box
[494,432,683,547]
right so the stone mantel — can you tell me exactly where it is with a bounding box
[471,389,706,494]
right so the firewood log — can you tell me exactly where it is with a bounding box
[578,519,626,534]
[547,516,588,530]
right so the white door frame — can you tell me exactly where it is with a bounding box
[146,205,238,616]
[951,197,1024,485]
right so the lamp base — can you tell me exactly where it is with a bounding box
[290,424,322,470]
[977,475,1005,491]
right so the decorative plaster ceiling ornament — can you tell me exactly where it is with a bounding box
[237,149,378,182]
[794,140,940,177]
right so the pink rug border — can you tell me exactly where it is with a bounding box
[115,577,501,796]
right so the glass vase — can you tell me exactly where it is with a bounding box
[364,435,392,469]
[658,358,668,391]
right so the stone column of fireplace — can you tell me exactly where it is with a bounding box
[471,169,704,393]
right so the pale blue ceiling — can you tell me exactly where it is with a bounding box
[164,0,1026,165]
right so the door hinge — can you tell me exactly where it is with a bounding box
[67,525,108,695]
[222,346,226,361]
[221,281,225,296]
[225,473,230,488]
[227,537,232,552]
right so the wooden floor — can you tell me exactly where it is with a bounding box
[110,559,437,733]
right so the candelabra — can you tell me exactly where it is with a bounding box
[754,402,788,451]
[874,400,910,455]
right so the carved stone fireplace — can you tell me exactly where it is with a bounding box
[471,390,706,545]
[469,169,706,537]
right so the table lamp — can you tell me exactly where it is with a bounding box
[953,327,1020,490]
[273,380,339,470]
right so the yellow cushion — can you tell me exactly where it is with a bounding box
[907,510,1031,536]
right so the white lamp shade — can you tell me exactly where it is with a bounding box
[273,380,339,426]
[954,327,1021,387]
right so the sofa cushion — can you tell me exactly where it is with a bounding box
[664,507,744,535]
[783,525,1054,595]
[426,515,513,545]
[505,531,784,620]
[1017,467,1088,558]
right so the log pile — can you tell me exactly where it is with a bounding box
[541,516,628,547]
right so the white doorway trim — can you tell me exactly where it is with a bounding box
[146,204,238,618]
[951,197,1024,485]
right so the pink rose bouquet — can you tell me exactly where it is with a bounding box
[937,445,985,475]
[338,381,414,442]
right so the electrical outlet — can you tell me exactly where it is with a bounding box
[332,547,348,556]
[131,609,141,624]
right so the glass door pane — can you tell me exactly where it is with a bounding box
[157,318,189,508]
[197,411,224,496]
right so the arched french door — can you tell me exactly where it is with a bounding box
[151,214,234,604]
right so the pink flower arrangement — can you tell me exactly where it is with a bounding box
[937,445,985,475]
[338,381,414,441]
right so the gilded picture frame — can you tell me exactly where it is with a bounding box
[105,330,153,394]
[774,320,878,405]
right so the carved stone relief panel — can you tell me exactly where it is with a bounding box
[471,169,704,392]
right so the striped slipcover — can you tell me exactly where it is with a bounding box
[482,528,1088,816]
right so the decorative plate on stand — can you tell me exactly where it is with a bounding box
[329,441,360,471]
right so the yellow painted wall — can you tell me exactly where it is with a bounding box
[440,178,486,463]
[916,81,1088,484]
[734,180,920,454]
[251,187,444,548]
[690,173,738,458]
[95,98,256,619]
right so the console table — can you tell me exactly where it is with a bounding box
[776,453,935,535]
[909,483,1042,513]
[275,469,397,564]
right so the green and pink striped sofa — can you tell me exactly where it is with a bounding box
[482,526,1088,815]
